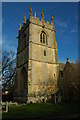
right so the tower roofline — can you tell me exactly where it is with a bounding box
[18,7,56,33]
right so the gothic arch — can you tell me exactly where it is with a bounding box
[38,29,49,36]
[39,29,49,45]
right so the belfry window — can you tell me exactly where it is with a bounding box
[46,36,48,45]
[40,31,47,45]
[43,34,45,43]
[40,33,42,43]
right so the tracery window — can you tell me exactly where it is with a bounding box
[43,34,45,43]
[40,31,48,45]
[46,36,48,45]
[40,33,42,43]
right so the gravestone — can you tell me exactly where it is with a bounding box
[57,94,61,103]
[2,102,8,112]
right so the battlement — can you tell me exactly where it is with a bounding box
[18,6,55,34]
[19,20,29,35]
[29,16,54,30]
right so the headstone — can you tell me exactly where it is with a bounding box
[2,102,8,112]
[57,94,61,103]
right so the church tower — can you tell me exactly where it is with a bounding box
[14,6,59,103]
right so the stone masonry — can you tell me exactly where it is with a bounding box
[14,6,59,103]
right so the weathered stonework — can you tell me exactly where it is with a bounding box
[14,7,59,103]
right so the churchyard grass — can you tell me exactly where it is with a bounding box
[2,102,80,119]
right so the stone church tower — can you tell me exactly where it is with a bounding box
[14,6,59,103]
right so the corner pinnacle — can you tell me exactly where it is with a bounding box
[19,23,21,31]
[23,13,26,24]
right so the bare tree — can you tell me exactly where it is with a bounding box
[36,75,58,102]
[1,50,16,88]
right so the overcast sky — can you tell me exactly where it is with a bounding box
[2,2,78,63]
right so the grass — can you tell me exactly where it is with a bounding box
[2,102,80,119]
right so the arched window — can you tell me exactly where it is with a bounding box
[43,34,45,43]
[46,36,48,45]
[40,33,42,43]
[40,31,47,45]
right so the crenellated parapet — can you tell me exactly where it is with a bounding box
[18,6,56,35]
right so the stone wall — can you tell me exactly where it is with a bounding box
[27,16,59,103]
[14,8,59,103]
